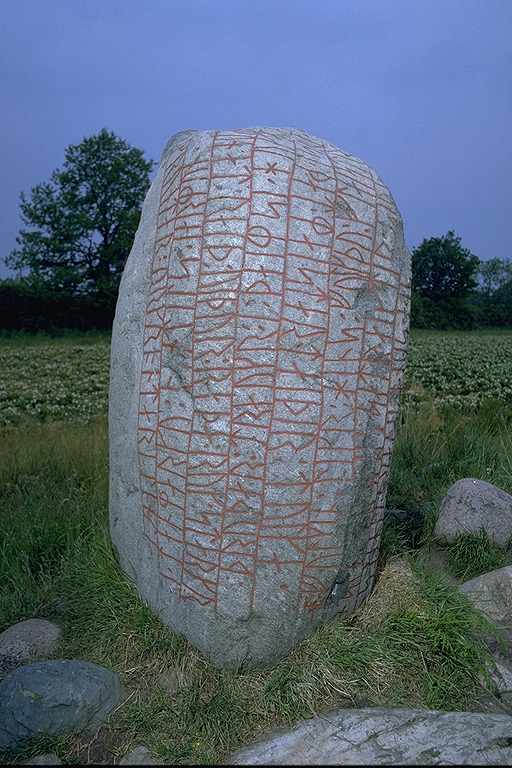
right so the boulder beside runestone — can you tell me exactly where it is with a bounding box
[109,127,410,668]
[434,478,512,546]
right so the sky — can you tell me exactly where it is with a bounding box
[1,0,511,278]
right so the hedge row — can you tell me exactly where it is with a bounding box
[0,281,115,332]
[1,280,511,333]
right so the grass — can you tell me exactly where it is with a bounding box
[446,529,512,582]
[379,397,512,558]
[2,396,512,764]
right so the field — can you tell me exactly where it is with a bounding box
[1,329,512,764]
[1,329,511,426]
[404,329,512,409]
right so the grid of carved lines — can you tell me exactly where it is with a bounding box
[137,128,407,614]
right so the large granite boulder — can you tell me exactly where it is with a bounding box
[227,708,512,765]
[434,478,512,546]
[110,127,410,668]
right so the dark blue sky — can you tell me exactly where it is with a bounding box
[1,0,511,276]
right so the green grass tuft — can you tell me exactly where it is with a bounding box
[446,529,512,581]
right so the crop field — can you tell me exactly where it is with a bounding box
[403,329,512,410]
[1,329,511,426]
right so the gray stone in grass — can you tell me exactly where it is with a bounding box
[227,707,512,765]
[109,127,411,669]
[476,649,512,714]
[0,660,120,750]
[157,669,180,697]
[120,745,164,765]
[489,653,512,694]
[0,619,61,676]
[21,754,62,765]
[434,478,512,546]
[459,565,512,629]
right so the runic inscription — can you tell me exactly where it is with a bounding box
[111,127,410,667]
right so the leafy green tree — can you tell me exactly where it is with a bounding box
[478,257,512,296]
[489,277,512,325]
[6,129,153,299]
[411,230,480,301]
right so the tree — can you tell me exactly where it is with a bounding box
[411,230,480,301]
[6,129,153,300]
[478,257,512,296]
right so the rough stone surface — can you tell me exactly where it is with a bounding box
[110,127,410,668]
[119,745,164,765]
[0,619,61,676]
[21,754,62,766]
[476,650,512,714]
[0,660,121,750]
[459,565,512,628]
[434,478,512,546]
[227,707,512,764]
[489,653,512,694]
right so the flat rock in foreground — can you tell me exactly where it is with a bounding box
[119,745,165,765]
[227,707,512,765]
[21,754,62,766]
[110,127,410,668]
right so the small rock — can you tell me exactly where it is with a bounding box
[227,707,512,764]
[459,565,512,628]
[21,753,62,765]
[0,619,61,674]
[491,654,512,693]
[477,652,512,714]
[157,669,180,697]
[434,478,512,546]
[120,745,163,765]
[0,659,121,750]
[480,652,512,695]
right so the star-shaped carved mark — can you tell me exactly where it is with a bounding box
[265,162,278,175]
[330,381,347,400]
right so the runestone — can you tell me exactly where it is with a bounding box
[109,127,411,667]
